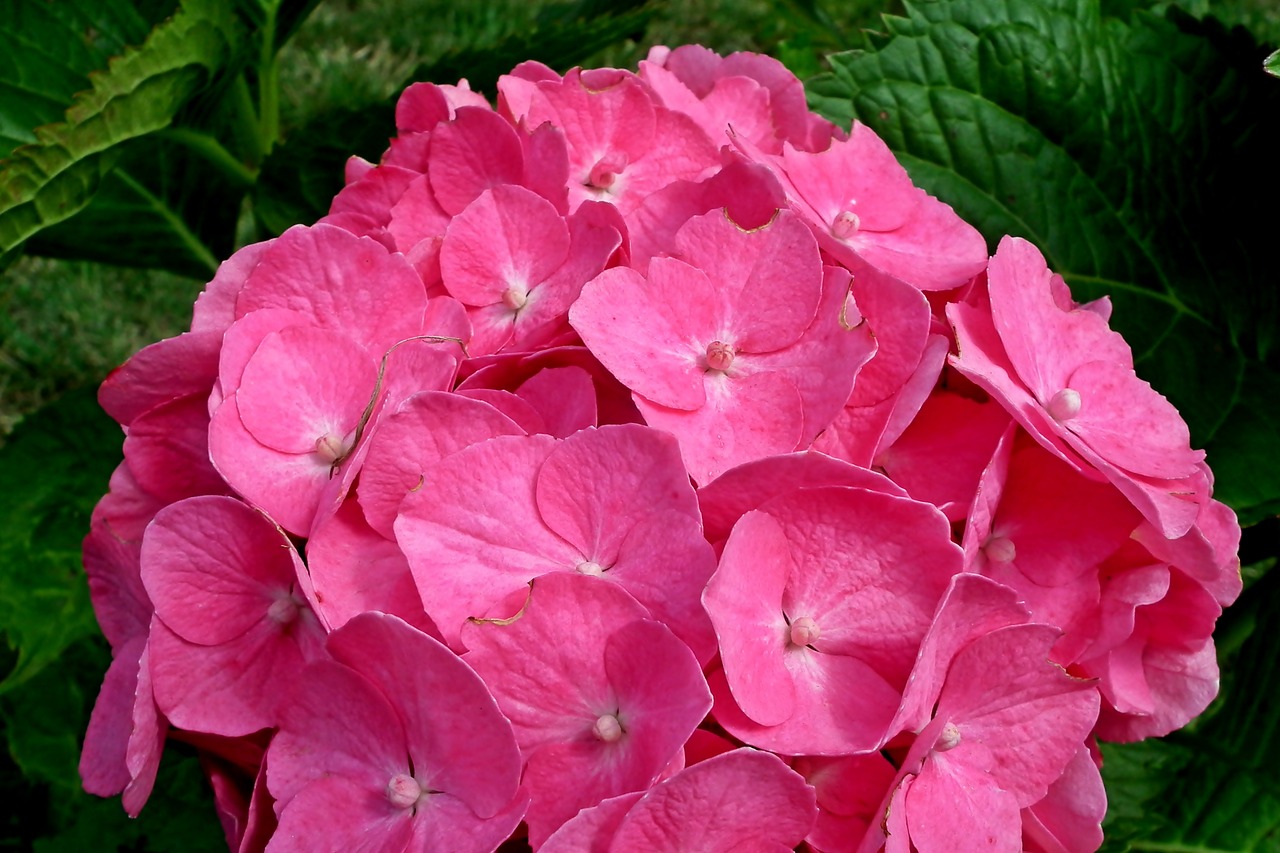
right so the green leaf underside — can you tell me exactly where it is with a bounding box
[806,0,1280,522]
[0,0,235,260]
[1100,568,1280,850]
[0,387,122,695]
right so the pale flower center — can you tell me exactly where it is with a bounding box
[831,209,861,239]
[386,773,423,810]
[593,713,624,742]
[984,535,1017,563]
[313,432,349,464]
[576,560,605,577]
[1047,387,1082,421]
[587,155,627,190]
[934,721,962,752]
[502,286,529,311]
[267,594,300,626]
[789,616,821,647]
[705,340,735,372]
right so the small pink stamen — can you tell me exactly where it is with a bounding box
[314,433,347,464]
[593,713,624,742]
[705,340,735,372]
[267,595,300,626]
[1047,387,1082,421]
[934,721,962,752]
[501,286,528,311]
[576,560,605,576]
[789,616,821,648]
[831,209,860,239]
[984,536,1017,563]
[386,773,423,809]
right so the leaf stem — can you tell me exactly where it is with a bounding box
[113,170,219,276]
[153,128,257,188]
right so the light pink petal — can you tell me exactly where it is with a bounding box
[534,425,697,562]
[387,174,451,255]
[988,236,1132,400]
[905,741,1022,853]
[208,394,333,536]
[233,326,376,455]
[638,369,805,484]
[844,267,933,407]
[214,307,311,403]
[608,749,817,853]
[440,185,570,308]
[521,120,572,213]
[889,573,1030,738]
[936,624,1100,806]
[191,239,273,335]
[703,510,797,728]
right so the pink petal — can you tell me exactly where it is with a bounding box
[428,107,525,215]
[99,331,222,427]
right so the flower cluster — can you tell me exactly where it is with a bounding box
[81,45,1241,852]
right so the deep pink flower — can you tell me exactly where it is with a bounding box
[463,573,710,846]
[266,612,526,852]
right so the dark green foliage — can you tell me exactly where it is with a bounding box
[807,0,1280,525]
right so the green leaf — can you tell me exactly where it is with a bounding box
[806,0,1280,523]
[0,0,236,260]
[1100,567,1280,850]
[1267,48,1279,78]
[0,2,173,160]
[0,387,122,695]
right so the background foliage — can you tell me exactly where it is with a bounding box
[0,0,1276,850]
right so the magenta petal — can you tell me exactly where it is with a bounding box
[235,224,426,355]
[81,636,147,797]
[440,185,570,308]
[395,433,580,646]
[141,496,302,646]
[704,510,796,727]
[1021,744,1105,853]
[515,366,597,437]
[608,749,818,853]
[540,791,645,853]
[235,327,376,454]
[535,425,697,560]
[122,394,228,504]
[904,743,1022,853]
[428,107,525,215]
[571,261,714,411]
[99,331,222,427]
[326,613,522,819]
[358,391,524,539]
[266,775,413,853]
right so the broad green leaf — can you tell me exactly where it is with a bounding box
[0,1,174,160]
[806,0,1280,523]
[0,0,236,260]
[25,131,247,278]
[1100,567,1280,850]
[1267,48,1279,78]
[0,387,122,695]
